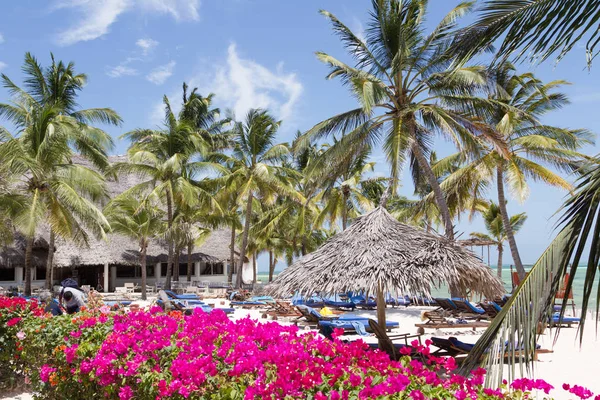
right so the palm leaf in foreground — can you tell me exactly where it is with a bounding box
[456,0,600,67]
[461,162,600,385]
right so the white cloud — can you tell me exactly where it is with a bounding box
[138,0,200,21]
[0,62,6,71]
[136,38,159,54]
[351,17,366,43]
[146,61,176,85]
[0,33,4,44]
[209,43,303,121]
[54,0,200,46]
[106,64,138,78]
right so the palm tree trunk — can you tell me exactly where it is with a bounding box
[376,283,386,348]
[45,231,55,290]
[24,235,34,296]
[252,252,257,284]
[140,241,147,301]
[228,225,235,284]
[187,242,193,282]
[268,250,274,282]
[411,141,454,240]
[235,192,253,289]
[497,165,525,280]
[165,188,174,290]
[497,244,503,279]
[174,249,180,282]
[342,189,349,230]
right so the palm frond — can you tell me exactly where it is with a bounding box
[455,0,600,67]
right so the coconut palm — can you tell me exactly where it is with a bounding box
[220,109,300,288]
[470,202,527,278]
[456,1,600,67]
[298,0,507,241]
[315,142,384,231]
[104,196,164,300]
[436,63,593,279]
[116,91,224,289]
[0,53,120,295]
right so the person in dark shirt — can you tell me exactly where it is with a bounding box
[40,292,63,316]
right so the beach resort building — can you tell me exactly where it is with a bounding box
[0,155,243,292]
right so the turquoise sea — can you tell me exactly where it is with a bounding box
[258,265,599,308]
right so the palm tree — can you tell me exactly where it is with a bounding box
[104,196,164,300]
[470,202,527,278]
[116,89,224,289]
[456,1,600,68]
[221,109,300,288]
[298,0,507,241]
[316,142,382,231]
[437,63,593,279]
[0,53,120,295]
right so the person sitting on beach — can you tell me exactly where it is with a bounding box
[40,292,63,316]
[61,287,86,314]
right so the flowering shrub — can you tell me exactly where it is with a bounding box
[0,297,44,389]
[1,296,599,399]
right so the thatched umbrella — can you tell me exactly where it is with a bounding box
[270,206,504,332]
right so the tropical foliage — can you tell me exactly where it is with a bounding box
[470,202,527,278]
[0,0,600,386]
[0,53,121,295]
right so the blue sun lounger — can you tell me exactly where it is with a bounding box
[350,295,377,309]
[550,313,580,327]
[319,319,399,335]
[164,290,200,300]
[452,299,487,317]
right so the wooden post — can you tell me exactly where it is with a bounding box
[376,283,386,347]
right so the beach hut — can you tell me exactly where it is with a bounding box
[270,205,504,335]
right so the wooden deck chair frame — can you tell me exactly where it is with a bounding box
[368,320,422,361]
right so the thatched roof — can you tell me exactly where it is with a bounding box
[458,238,497,247]
[0,155,235,269]
[270,207,504,299]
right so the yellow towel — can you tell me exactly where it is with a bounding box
[321,306,333,316]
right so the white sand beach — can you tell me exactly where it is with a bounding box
[2,302,598,400]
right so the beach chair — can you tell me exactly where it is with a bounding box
[115,286,127,294]
[124,283,136,294]
[549,313,580,328]
[350,295,377,309]
[452,299,488,319]
[554,273,577,315]
[479,302,502,318]
[295,305,339,323]
[367,320,422,360]
[430,337,551,362]
[433,298,460,316]
[318,318,399,334]
[324,295,357,310]
[266,301,302,318]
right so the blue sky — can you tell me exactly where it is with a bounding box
[0,1,598,270]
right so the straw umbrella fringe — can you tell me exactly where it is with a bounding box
[270,207,504,330]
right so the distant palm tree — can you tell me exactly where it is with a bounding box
[437,63,593,279]
[116,90,224,289]
[299,0,506,241]
[220,109,300,288]
[456,0,600,67]
[470,202,527,278]
[104,196,164,300]
[0,53,120,295]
